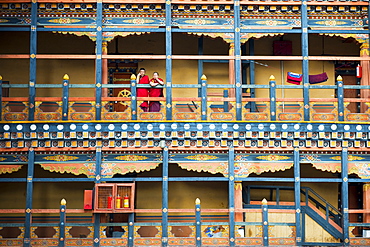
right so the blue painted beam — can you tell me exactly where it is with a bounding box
[94,1,103,120]
[301,0,310,121]
[269,76,276,121]
[162,147,169,247]
[337,76,344,121]
[341,148,349,245]
[28,0,37,121]
[249,40,257,112]
[59,200,66,247]
[62,75,69,121]
[0,77,2,121]
[294,148,302,245]
[130,76,137,120]
[198,37,203,97]
[201,76,207,120]
[24,149,35,247]
[128,213,134,247]
[93,147,102,247]
[262,200,269,246]
[228,148,235,246]
[234,0,242,121]
[165,0,172,121]
[195,198,201,247]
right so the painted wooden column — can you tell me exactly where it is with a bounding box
[337,75,344,121]
[228,148,235,246]
[294,148,302,246]
[62,74,69,121]
[229,43,235,98]
[24,148,35,247]
[102,42,108,98]
[201,75,207,120]
[130,74,137,120]
[95,0,103,120]
[195,198,201,247]
[234,0,242,120]
[301,0,310,121]
[262,198,269,246]
[0,75,2,121]
[165,0,172,120]
[162,146,169,247]
[93,147,102,247]
[360,43,370,113]
[363,183,370,223]
[128,213,134,247]
[269,75,277,121]
[234,181,243,222]
[341,148,349,246]
[249,40,256,112]
[59,199,66,247]
[28,0,37,121]
[198,37,204,97]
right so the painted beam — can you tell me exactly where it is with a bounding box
[62,75,69,121]
[165,0,172,120]
[24,149,35,247]
[228,148,235,246]
[198,37,203,97]
[94,1,103,120]
[234,0,242,121]
[341,148,349,245]
[294,148,302,245]
[28,0,37,121]
[301,0,310,121]
[162,146,169,247]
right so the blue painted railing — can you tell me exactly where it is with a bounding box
[1,75,370,122]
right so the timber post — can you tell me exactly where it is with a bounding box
[130,74,137,120]
[337,75,344,121]
[59,199,66,247]
[62,74,69,121]
[269,75,276,121]
[201,74,207,120]
[262,198,269,246]
[195,198,201,247]
[0,75,2,121]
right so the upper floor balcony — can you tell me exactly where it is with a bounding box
[1,73,370,123]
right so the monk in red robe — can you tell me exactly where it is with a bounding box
[149,72,164,112]
[136,68,150,112]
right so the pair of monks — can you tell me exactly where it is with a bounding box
[136,68,164,112]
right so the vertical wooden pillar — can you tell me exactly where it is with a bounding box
[301,0,310,121]
[165,0,172,120]
[294,148,302,245]
[162,146,169,247]
[363,183,370,223]
[262,199,269,246]
[360,43,370,113]
[24,148,35,247]
[341,148,349,245]
[59,199,66,247]
[198,37,204,97]
[269,75,277,121]
[229,43,235,98]
[28,0,37,121]
[337,75,344,121]
[95,1,103,120]
[102,42,108,98]
[62,74,69,121]
[93,147,102,247]
[228,148,235,246]
[201,75,207,120]
[195,198,201,247]
[234,182,243,222]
